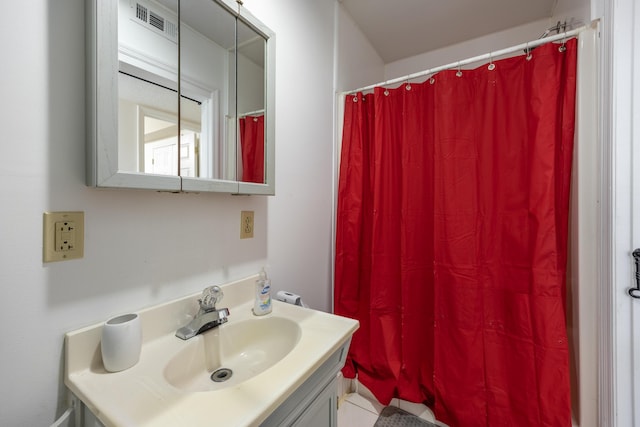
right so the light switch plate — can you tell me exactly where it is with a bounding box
[43,211,84,262]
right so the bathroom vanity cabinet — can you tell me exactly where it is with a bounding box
[65,275,358,427]
[260,345,345,427]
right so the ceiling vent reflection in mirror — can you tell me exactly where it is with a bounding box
[132,1,177,43]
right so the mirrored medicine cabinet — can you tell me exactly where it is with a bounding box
[86,0,275,194]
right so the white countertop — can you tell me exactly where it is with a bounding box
[65,275,359,427]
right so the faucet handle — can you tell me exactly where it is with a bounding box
[200,285,223,311]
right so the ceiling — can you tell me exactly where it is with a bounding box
[339,0,558,63]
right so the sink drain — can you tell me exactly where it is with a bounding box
[211,368,233,383]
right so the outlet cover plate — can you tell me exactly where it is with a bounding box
[240,211,254,239]
[43,211,84,262]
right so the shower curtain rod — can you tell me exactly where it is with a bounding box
[344,24,588,95]
[239,109,265,118]
[226,109,265,120]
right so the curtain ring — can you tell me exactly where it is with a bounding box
[405,80,412,91]
[488,52,496,71]
[429,77,435,85]
[352,94,358,102]
[525,42,533,61]
[383,89,389,96]
[456,62,463,77]
[559,38,567,52]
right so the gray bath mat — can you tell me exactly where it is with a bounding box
[374,406,437,427]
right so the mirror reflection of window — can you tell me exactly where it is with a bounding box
[118,70,205,177]
[143,115,177,175]
[140,111,201,177]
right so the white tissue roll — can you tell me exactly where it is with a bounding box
[276,290,307,306]
[101,313,142,372]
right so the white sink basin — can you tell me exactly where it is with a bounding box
[164,316,301,391]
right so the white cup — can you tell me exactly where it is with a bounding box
[101,313,142,372]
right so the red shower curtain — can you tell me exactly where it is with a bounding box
[239,115,265,183]
[335,39,576,427]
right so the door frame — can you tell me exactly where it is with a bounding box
[599,0,640,425]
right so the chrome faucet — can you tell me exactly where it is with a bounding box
[175,285,229,340]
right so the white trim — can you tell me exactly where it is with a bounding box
[632,0,640,420]
[331,1,340,314]
[613,0,637,422]
[571,25,600,427]
[597,12,615,427]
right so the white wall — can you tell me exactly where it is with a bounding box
[384,18,551,80]
[240,0,340,315]
[385,0,591,82]
[0,0,343,425]
[335,4,385,92]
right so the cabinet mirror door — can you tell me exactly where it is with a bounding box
[235,10,275,195]
[236,17,266,185]
[87,0,182,190]
[178,0,239,193]
[118,0,180,178]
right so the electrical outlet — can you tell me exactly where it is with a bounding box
[43,211,84,262]
[55,221,77,251]
[240,211,254,239]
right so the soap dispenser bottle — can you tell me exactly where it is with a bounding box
[253,267,272,316]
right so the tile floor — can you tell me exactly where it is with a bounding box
[337,395,380,427]
[336,379,448,427]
